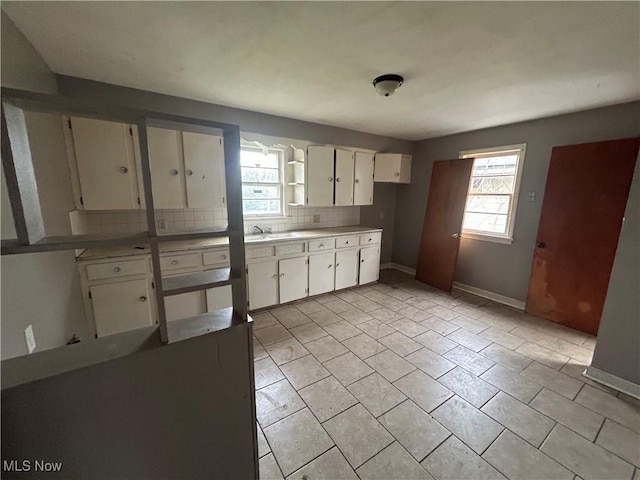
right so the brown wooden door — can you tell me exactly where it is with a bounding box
[526,138,639,335]
[416,158,474,291]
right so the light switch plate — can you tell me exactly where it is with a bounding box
[25,324,36,354]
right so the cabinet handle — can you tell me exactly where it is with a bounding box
[170,169,179,176]
[345,241,350,244]
[171,260,178,265]
[368,238,372,242]
[119,166,128,174]
[319,243,324,248]
[221,255,227,260]
[336,177,341,182]
[271,274,278,279]
[113,266,121,272]
[328,177,333,181]
[361,259,365,263]
[336,263,340,267]
[328,264,333,268]
[139,296,147,302]
[280,273,285,277]
[186,169,193,176]
[355,179,360,183]
[394,172,400,177]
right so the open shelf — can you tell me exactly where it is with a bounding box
[287,182,304,186]
[166,308,252,344]
[157,226,237,242]
[1,232,150,255]
[287,160,304,165]
[162,267,239,296]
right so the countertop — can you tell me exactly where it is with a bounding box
[77,225,382,261]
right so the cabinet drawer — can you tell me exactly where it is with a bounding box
[276,242,305,256]
[247,246,275,259]
[336,236,359,248]
[86,258,150,281]
[203,249,230,266]
[160,253,201,271]
[360,232,381,246]
[308,238,335,252]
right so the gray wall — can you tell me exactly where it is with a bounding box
[394,102,640,302]
[590,156,640,384]
[2,326,256,480]
[1,13,87,359]
[56,75,413,262]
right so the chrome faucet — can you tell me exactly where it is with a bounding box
[253,225,264,234]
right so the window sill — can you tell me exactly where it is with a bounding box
[243,215,289,223]
[461,232,513,245]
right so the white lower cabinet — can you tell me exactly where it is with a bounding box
[206,285,233,312]
[248,261,279,310]
[91,279,155,337]
[279,257,308,303]
[165,291,204,322]
[335,249,359,290]
[359,246,381,285]
[309,252,335,296]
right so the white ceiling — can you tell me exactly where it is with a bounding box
[3,2,639,141]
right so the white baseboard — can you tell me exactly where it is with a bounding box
[584,366,640,399]
[453,281,526,310]
[380,262,416,276]
[380,264,525,311]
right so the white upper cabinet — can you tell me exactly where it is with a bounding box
[182,131,226,209]
[334,149,355,206]
[306,145,335,206]
[69,116,140,210]
[147,127,185,209]
[374,153,412,184]
[354,152,375,205]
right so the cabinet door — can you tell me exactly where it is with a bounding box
[279,257,308,304]
[70,117,139,210]
[309,252,335,296]
[306,146,334,206]
[335,149,355,206]
[206,285,233,312]
[335,249,359,290]
[248,261,279,310]
[183,132,225,209]
[147,127,185,209]
[374,153,401,183]
[354,152,375,205]
[399,155,412,184]
[165,291,204,322]
[91,279,154,337]
[359,246,381,285]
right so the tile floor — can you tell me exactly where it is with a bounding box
[252,269,640,480]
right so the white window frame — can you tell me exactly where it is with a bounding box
[240,145,286,218]
[459,143,527,245]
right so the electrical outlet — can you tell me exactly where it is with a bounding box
[313,214,321,223]
[25,324,36,354]
[528,191,536,202]
[157,219,168,230]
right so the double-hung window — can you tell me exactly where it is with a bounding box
[240,146,284,217]
[459,144,526,244]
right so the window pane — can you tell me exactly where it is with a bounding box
[472,155,518,177]
[466,195,511,215]
[242,185,280,199]
[243,199,281,215]
[241,167,279,183]
[463,212,508,234]
[240,149,279,168]
[469,175,514,194]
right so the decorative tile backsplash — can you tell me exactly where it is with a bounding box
[71,206,360,235]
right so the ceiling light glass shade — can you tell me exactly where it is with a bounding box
[373,74,404,97]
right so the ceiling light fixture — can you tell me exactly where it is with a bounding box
[373,74,404,97]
